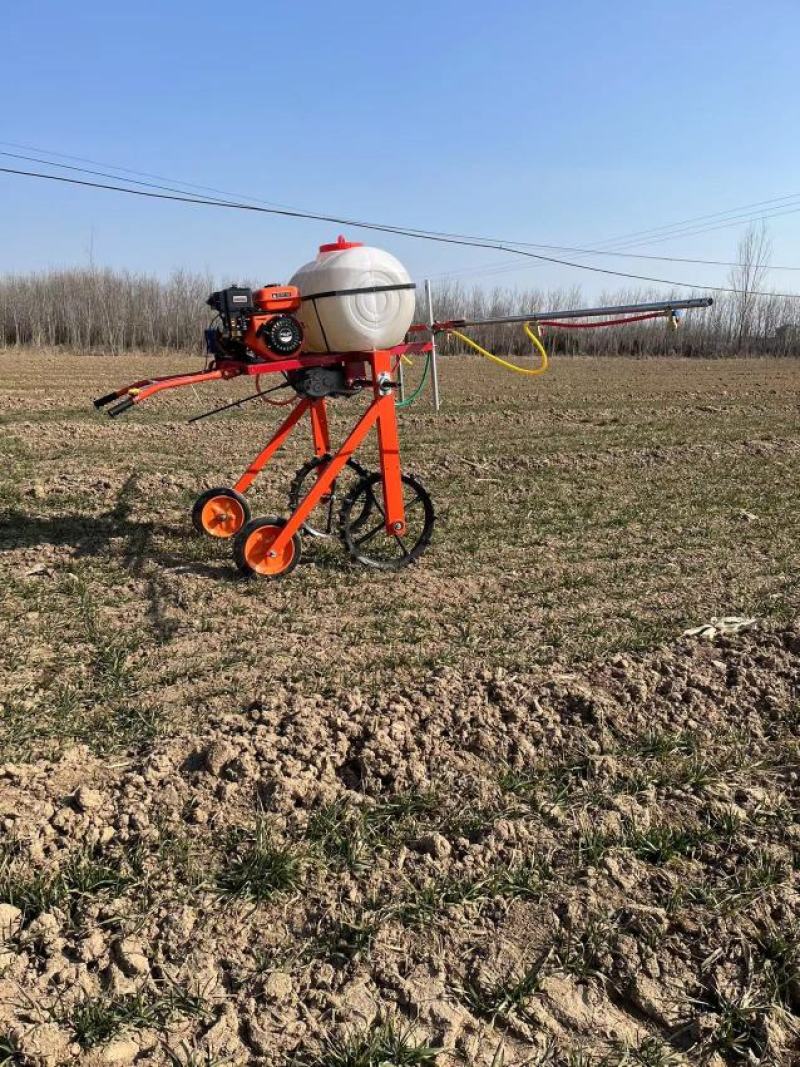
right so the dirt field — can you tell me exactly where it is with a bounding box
[0,351,798,1066]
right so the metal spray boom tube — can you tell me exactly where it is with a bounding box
[441,297,713,330]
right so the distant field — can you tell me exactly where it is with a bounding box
[0,351,798,1065]
[1,351,799,748]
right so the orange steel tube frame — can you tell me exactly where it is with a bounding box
[230,397,333,496]
[100,344,425,560]
[272,350,405,557]
[233,398,314,494]
[309,400,331,458]
[228,350,406,559]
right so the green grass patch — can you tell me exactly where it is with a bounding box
[217,821,304,902]
[756,924,800,1012]
[553,915,617,980]
[0,1034,24,1067]
[55,984,208,1048]
[0,847,137,926]
[291,1019,439,1067]
[692,987,769,1063]
[305,791,438,871]
[458,952,551,1025]
[386,874,495,927]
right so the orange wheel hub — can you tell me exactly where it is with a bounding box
[243,524,296,576]
[201,495,246,538]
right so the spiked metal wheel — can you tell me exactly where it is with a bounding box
[338,472,434,570]
[288,454,373,538]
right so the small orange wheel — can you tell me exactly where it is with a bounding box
[233,517,301,579]
[192,487,250,539]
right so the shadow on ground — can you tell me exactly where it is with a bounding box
[3,472,225,571]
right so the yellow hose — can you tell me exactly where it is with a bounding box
[447,322,549,376]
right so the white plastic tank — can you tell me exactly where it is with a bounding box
[290,236,416,353]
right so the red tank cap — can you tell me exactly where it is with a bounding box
[319,234,363,253]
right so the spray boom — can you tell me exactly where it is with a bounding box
[424,297,713,332]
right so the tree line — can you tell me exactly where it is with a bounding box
[1,229,796,356]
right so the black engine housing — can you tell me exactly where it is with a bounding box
[287,367,359,399]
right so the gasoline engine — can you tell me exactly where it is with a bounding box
[205,284,304,363]
[204,283,361,399]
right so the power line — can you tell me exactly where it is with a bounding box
[598,206,800,251]
[0,150,243,206]
[462,241,800,272]
[586,194,800,250]
[5,143,800,273]
[0,140,309,213]
[0,151,548,253]
[5,142,794,266]
[429,239,795,284]
[502,207,800,256]
[2,163,799,299]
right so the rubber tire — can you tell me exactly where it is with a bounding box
[192,487,251,539]
[233,516,302,579]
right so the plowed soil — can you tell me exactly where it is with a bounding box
[0,351,798,1066]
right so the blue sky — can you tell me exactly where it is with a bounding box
[1,0,799,298]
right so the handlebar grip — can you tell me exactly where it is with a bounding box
[108,397,135,417]
[93,391,119,409]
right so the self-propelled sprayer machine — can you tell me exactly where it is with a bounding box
[96,237,712,580]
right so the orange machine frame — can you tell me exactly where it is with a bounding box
[97,342,432,574]
[230,349,408,551]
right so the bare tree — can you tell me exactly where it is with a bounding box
[2,259,798,356]
[728,222,772,350]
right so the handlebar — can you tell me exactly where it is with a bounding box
[94,346,428,417]
[108,397,135,417]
